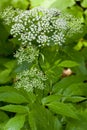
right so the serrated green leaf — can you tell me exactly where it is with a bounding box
[0,92,28,104]
[58,60,79,67]
[4,114,25,130]
[0,105,29,113]
[47,101,78,119]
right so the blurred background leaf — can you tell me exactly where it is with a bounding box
[0,0,30,10]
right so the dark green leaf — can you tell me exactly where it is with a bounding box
[0,111,9,123]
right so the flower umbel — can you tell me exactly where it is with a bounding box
[10,7,83,47]
[11,7,67,46]
[14,45,39,64]
[15,68,47,92]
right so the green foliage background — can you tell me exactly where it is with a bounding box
[0,0,87,130]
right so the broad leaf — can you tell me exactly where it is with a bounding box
[53,75,87,93]
[81,0,87,8]
[30,0,75,9]
[0,92,28,104]
[66,109,87,130]
[47,101,78,119]
[28,103,62,130]
[0,105,29,113]
[65,5,84,21]
[49,0,75,9]
[4,114,25,130]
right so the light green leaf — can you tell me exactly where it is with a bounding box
[30,0,75,9]
[81,0,87,8]
[0,59,16,84]
[0,0,29,10]
[0,105,29,113]
[74,39,83,50]
[30,0,45,8]
[75,39,87,50]
[0,92,28,104]
[4,114,25,130]
[0,69,11,84]
[47,102,78,119]
[11,0,29,9]
[65,5,84,22]
[49,0,75,9]
[39,0,57,8]
[58,60,79,67]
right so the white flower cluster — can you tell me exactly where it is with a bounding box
[10,7,67,46]
[14,46,39,64]
[15,68,47,92]
[10,7,83,47]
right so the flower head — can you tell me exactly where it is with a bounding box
[14,45,39,64]
[15,68,47,92]
[10,7,83,47]
[10,7,64,46]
